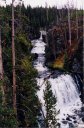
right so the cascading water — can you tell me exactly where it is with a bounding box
[31,31,83,128]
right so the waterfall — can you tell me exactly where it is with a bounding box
[31,31,83,128]
[49,75,82,119]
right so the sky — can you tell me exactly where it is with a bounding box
[0,0,84,9]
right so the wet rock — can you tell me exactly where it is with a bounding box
[69,115,76,120]
[57,123,60,127]
[82,117,84,122]
[51,70,63,78]
[69,123,74,128]
[74,121,77,123]
[81,107,84,112]
[62,118,65,120]
[78,112,84,117]
[72,58,81,72]
[66,117,72,121]
[34,53,38,59]
[62,120,67,124]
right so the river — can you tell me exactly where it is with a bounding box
[31,31,84,128]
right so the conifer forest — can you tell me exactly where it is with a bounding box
[0,0,84,127]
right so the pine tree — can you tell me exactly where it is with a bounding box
[0,82,17,127]
[44,80,58,128]
[15,34,40,127]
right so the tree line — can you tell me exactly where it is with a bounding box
[0,2,61,127]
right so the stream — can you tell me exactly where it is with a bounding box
[31,31,84,128]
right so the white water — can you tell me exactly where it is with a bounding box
[31,31,82,128]
[49,76,82,122]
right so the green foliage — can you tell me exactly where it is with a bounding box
[1,4,83,128]
[15,24,40,127]
[17,35,30,47]
[0,103,17,127]
[16,33,32,53]
[17,54,40,127]
[0,4,40,127]
[0,81,17,127]
[21,57,37,75]
[44,81,58,128]
[0,80,3,86]
[63,52,70,71]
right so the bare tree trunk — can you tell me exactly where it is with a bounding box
[82,6,84,44]
[58,9,62,22]
[76,9,78,40]
[83,5,84,103]
[45,2,49,47]
[76,0,78,40]
[45,2,48,25]
[56,15,59,25]
[46,30,48,47]
[52,31,56,59]
[0,26,5,104]
[19,1,22,31]
[12,0,17,113]
[67,2,71,46]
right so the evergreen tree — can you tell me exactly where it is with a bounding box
[0,5,41,127]
[15,33,41,127]
[44,80,58,128]
[0,80,17,127]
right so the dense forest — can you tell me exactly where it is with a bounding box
[0,1,83,128]
[0,3,41,127]
[0,3,61,127]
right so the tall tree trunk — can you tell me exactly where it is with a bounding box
[45,2,48,26]
[67,3,71,46]
[0,26,5,104]
[76,0,78,40]
[45,2,49,46]
[52,31,56,59]
[76,9,78,40]
[12,0,17,113]
[83,6,84,103]
[19,1,22,31]
[83,8,84,39]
